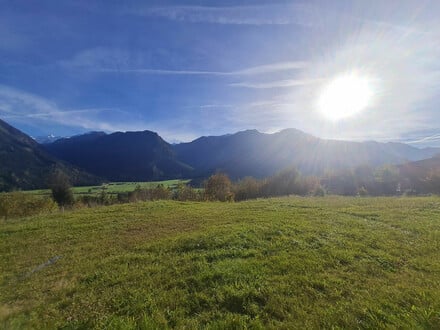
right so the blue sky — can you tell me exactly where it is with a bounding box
[1,0,439,146]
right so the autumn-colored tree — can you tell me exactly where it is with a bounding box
[205,173,234,201]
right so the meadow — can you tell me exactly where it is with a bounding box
[1,196,439,329]
[27,180,190,197]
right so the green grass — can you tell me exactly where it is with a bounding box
[27,179,190,197]
[1,196,439,329]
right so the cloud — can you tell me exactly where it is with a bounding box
[101,62,308,76]
[132,3,426,34]
[2,108,107,120]
[230,79,318,89]
[232,62,309,75]
[0,85,138,132]
[198,104,234,110]
[0,85,202,142]
[132,4,314,26]
[405,133,440,145]
[98,68,228,76]
[61,47,308,76]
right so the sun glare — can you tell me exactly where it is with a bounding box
[318,72,373,121]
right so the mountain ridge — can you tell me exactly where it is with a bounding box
[3,117,440,191]
[44,127,440,181]
[43,129,193,182]
[174,129,440,179]
[0,118,100,191]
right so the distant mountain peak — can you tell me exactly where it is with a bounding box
[34,134,64,144]
[277,128,308,135]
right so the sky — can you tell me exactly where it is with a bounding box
[0,0,440,146]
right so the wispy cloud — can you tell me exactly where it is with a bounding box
[100,63,308,76]
[61,48,308,77]
[2,108,108,119]
[406,133,440,145]
[233,62,308,75]
[198,104,234,110]
[0,85,137,132]
[133,2,437,45]
[230,79,318,89]
[132,4,314,26]
[98,68,228,76]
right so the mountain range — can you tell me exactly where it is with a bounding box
[44,126,439,181]
[174,128,439,178]
[43,131,192,182]
[1,118,440,191]
[0,119,100,191]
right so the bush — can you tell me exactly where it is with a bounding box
[313,185,326,197]
[174,183,201,201]
[48,170,74,207]
[127,185,172,202]
[233,177,263,201]
[205,173,234,201]
[357,186,368,197]
[262,167,302,197]
[0,192,58,219]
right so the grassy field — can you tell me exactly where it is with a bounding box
[27,179,190,197]
[1,196,439,329]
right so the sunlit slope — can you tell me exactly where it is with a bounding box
[1,197,439,328]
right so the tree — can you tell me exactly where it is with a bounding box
[262,167,301,197]
[205,173,234,201]
[175,182,199,201]
[233,177,262,201]
[374,165,399,195]
[323,169,357,196]
[49,170,74,208]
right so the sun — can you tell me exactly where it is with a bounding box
[318,72,373,121]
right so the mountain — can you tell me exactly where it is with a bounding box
[174,129,440,179]
[43,130,193,182]
[38,126,440,183]
[397,156,440,193]
[399,155,440,178]
[34,134,63,144]
[0,119,100,191]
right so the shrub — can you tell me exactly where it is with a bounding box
[48,170,74,207]
[174,183,200,201]
[0,192,58,220]
[127,185,172,202]
[233,177,263,201]
[205,173,234,201]
[262,167,301,197]
[357,186,368,197]
[313,185,326,197]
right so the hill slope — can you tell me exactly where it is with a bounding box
[1,197,439,328]
[0,119,99,191]
[398,155,440,193]
[174,129,440,178]
[44,130,193,181]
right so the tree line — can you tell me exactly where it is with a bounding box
[1,163,439,219]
